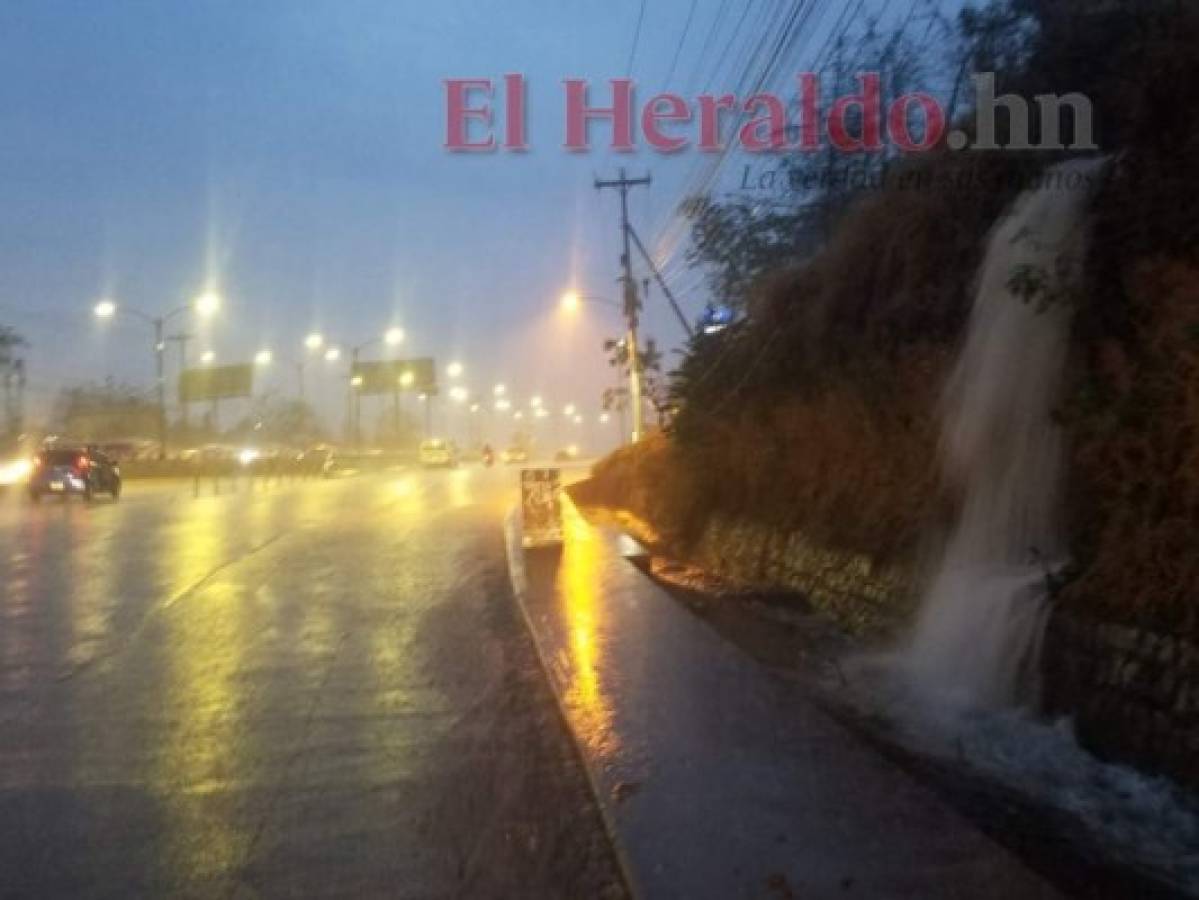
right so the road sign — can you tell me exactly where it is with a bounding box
[351,357,437,396]
[520,468,563,548]
[178,364,253,402]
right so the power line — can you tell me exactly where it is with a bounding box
[626,0,649,76]
[662,0,699,88]
[681,0,732,96]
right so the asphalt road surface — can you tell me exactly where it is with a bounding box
[0,470,625,899]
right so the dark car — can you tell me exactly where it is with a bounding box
[29,447,122,502]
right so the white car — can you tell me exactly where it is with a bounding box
[419,439,458,468]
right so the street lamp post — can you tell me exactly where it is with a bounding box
[93,292,220,459]
[560,289,642,443]
[344,327,405,448]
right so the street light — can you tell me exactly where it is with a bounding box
[399,370,415,388]
[324,346,341,362]
[91,291,224,458]
[200,350,216,365]
[447,361,463,379]
[557,287,642,443]
[493,383,506,397]
[305,332,324,350]
[564,403,576,416]
[194,292,221,318]
[342,327,410,445]
[450,386,468,403]
[254,349,273,366]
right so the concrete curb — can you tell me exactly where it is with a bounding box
[502,504,641,899]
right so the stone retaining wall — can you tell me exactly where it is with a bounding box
[1043,610,1199,790]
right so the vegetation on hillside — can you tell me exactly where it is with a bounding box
[594,0,1199,629]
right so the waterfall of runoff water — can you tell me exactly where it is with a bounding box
[904,158,1107,709]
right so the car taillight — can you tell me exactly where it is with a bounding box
[76,456,89,471]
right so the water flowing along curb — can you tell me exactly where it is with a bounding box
[502,504,641,899]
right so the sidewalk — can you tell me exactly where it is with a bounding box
[506,498,1060,900]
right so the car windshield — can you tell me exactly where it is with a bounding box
[42,449,85,465]
[3,3,1198,898]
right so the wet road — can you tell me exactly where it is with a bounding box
[0,471,624,899]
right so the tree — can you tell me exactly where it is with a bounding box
[604,335,672,428]
[0,326,27,437]
[54,379,159,441]
[229,391,325,446]
[681,4,953,314]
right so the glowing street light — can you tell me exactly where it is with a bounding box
[450,386,469,403]
[560,290,581,313]
[564,403,576,416]
[384,327,405,346]
[447,361,463,379]
[493,383,506,396]
[398,370,415,388]
[305,332,324,350]
[324,346,341,362]
[200,349,216,365]
[254,349,273,366]
[90,290,225,459]
[193,291,221,318]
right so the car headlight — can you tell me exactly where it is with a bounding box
[0,459,32,486]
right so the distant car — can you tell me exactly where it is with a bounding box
[501,446,529,465]
[419,439,458,468]
[299,446,338,477]
[28,447,122,502]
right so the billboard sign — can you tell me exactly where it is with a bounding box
[178,364,253,403]
[350,357,437,396]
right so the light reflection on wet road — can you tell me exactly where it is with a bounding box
[0,472,624,899]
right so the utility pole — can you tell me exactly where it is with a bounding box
[595,168,651,442]
[153,318,167,458]
[350,347,362,448]
[166,332,193,430]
